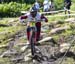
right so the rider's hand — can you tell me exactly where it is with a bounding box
[42,19,45,22]
[19,18,25,23]
[41,14,48,22]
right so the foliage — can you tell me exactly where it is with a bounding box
[72,0,75,3]
[71,3,75,11]
[25,0,35,4]
[0,0,75,17]
[0,2,31,17]
[54,0,64,10]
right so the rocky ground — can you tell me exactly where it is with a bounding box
[0,18,75,64]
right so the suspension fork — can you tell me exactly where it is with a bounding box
[30,27,36,56]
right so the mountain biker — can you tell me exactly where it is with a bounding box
[64,0,71,16]
[19,7,48,45]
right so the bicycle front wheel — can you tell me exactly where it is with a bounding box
[30,30,36,56]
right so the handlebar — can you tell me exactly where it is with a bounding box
[20,18,45,23]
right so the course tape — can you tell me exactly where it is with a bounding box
[21,10,75,17]
[46,14,75,17]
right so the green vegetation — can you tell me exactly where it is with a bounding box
[0,2,31,17]
[0,0,75,17]
[0,58,12,64]
[0,18,26,44]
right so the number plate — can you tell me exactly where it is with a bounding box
[30,22,35,27]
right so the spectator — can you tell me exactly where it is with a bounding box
[64,0,71,17]
[49,1,52,11]
[49,0,55,11]
[43,0,50,12]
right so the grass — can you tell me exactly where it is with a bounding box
[0,18,26,44]
[47,9,75,22]
[0,58,12,64]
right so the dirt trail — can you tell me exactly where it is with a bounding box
[6,29,61,64]
[1,25,75,64]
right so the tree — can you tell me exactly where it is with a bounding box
[54,0,64,10]
[25,0,35,4]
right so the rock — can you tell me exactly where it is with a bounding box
[0,31,8,35]
[38,37,52,43]
[8,19,18,26]
[11,56,23,61]
[8,41,14,50]
[8,19,16,23]
[51,20,64,25]
[16,43,26,46]
[0,44,8,48]
[24,53,32,61]
[59,43,70,53]
[42,61,55,64]
[41,33,46,36]
[65,18,75,23]
[0,49,18,58]
[51,21,59,24]
[40,33,47,39]
[42,23,50,26]
[20,45,29,52]
[50,26,70,34]
[41,23,50,32]
[60,43,70,47]
[41,26,49,32]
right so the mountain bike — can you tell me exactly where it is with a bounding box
[29,20,48,63]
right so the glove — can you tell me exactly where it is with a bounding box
[42,19,45,22]
[19,19,25,23]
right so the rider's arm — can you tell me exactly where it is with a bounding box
[19,15,28,23]
[41,14,48,22]
[20,15,28,19]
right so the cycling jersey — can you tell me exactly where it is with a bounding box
[20,12,48,22]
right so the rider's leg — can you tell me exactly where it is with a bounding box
[64,7,67,14]
[36,22,41,42]
[67,6,71,17]
[27,27,31,43]
[27,27,36,44]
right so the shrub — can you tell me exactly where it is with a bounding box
[54,0,64,10]
[71,3,75,11]
[0,2,31,17]
[25,0,35,4]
